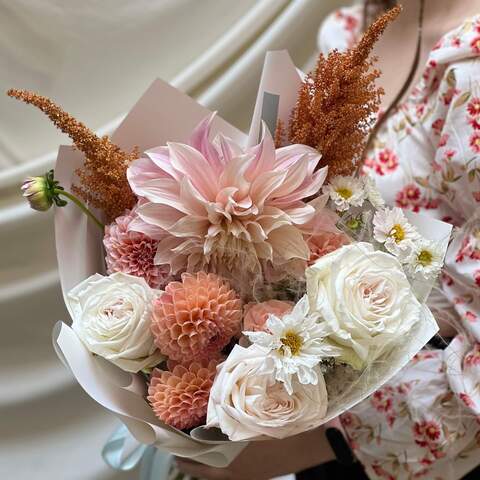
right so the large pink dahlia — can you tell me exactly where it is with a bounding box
[151,272,242,362]
[103,209,170,289]
[127,114,333,281]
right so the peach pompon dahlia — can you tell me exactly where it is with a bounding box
[103,209,170,289]
[127,114,333,281]
[151,272,242,362]
[148,359,219,430]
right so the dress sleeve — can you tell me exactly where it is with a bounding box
[425,60,480,414]
[424,61,480,340]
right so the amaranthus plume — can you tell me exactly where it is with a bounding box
[7,89,136,221]
[288,5,401,178]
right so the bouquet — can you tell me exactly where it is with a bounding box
[12,5,452,476]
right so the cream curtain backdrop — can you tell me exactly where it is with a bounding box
[0,1,344,478]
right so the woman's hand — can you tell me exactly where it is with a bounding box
[175,426,335,480]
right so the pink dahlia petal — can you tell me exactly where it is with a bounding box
[103,209,170,289]
[151,272,242,362]
[188,113,224,175]
[148,359,219,430]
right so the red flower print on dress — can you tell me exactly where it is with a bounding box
[459,392,475,408]
[469,117,480,130]
[475,269,480,287]
[423,60,438,82]
[372,462,395,480]
[464,343,480,367]
[377,148,399,175]
[470,36,480,54]
[395,184,422,211]
[340,411,360,429]
[416,103,426,118]
[438,133,449,147]
[444,149,456,160]
[371,388,394,412]
[412,351,439,362]
[442,87,459,106]
[467,97,480,117]
[474,191,480,202]
[451,37,461,48]
[465,311,478,323]
[456,236,480,262]
[469,131,480,153]
[431,118,445,135]
[423,198,440,210]
[363,156,382,175]
[413,420,442,451]
[441,272,454,286]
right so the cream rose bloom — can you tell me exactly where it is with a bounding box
[306,242,421,370]
[67,272,164,372]
[206,344,328,441]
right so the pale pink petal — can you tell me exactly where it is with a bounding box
[283,205,316,225]
[179,177,209,215]
[250,169,287,207]
[130,177,181,205]
[128,214,167,240]
[268,225,310,261]
[168,142,218,200]
[274,167,327,206]
[188,113,224,174]
[145,146,181,181]
[137,202,185,230]
[217,134,243,163]
[275,144,321,174]
[269,155,310,199]
[245,125,276,180]
[127,157,166,195]
[168,216,210,238]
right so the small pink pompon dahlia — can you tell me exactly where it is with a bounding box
[243,300,293,332]
[148,359,219,430]
[127,114,333,281]
[151,272,242,362]
[103,209,170,289]
[307,231,350,264]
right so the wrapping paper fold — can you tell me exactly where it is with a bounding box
[52,50,451,466]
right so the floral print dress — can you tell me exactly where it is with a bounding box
[319,6,480,480]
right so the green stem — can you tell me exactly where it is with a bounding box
[54,189,105,230]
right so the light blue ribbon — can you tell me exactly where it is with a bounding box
[102,423,172,480]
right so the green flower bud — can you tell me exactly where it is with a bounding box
[21,170,67,212]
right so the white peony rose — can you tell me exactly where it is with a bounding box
[206,344,328,441]
[306,242,421,370]
[67,272,164,372]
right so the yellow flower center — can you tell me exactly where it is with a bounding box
[389,224,405,243]
[417,249,433,266]
[280,331,303,356]
[336,187,353,199]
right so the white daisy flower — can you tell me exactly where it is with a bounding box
[323,175,366,212]
[404,238,443,279]
[244,295,339,394]
[373,207,420,256]
[363,175,385,208]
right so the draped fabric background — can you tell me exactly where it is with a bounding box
[0,1,344,478]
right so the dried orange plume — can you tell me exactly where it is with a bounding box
[7,88,136,222]
[274,119,287,148]
[288,5,401,177]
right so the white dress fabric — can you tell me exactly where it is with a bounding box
[0,1,343,479]
[319,6,480,480]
